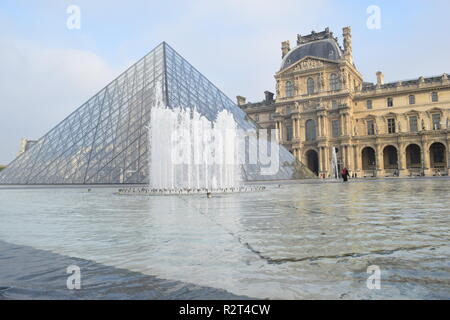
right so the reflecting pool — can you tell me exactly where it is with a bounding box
[0,178,449,299]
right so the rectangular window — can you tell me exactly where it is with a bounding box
[286,126,293,141]
[409,95,415,105]
[409,116,418,132]
[332,120,340,137]
[366,100,373,109]
[387,97,394,107]
[254,114,259,122]
[387,118,396,134]
[432,114,441,130]
[431,92,439,102]
[367,120,375,136]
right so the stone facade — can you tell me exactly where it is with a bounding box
[239,27,450,178]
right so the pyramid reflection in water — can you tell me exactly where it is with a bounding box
[0,43,314,185]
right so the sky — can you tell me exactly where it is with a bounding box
[1,0,450,164]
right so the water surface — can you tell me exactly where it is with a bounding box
[0,178,449,299]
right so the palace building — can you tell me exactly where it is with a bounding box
[239,27,450,178]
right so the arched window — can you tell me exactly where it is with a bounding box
[305,119,316,141]
[285,81,294,98]
[307,78,315,95]
[329,73,340,91]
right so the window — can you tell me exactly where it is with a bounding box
[431,92,439,102]
[409,95,415,105]
[254,114,259,122]
[409,116,418,132]
[387,97,394,107]
[285,81,294,98]
[269,113,275,120]
[305,119,316,141]
[432,113,441,130]
[329,73,340,91]
[286,126,293,141]
[387,118,396,134]
[367,120,375,136]
[366,100,373,110]
[307,78,315,95]
[332,120,340,137]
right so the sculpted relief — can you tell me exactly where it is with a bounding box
[294,58,324,71]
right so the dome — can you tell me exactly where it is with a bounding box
[281,39,343,70]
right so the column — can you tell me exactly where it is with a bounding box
[278,122,284,143]
[317,116,322,137]
[299,120,305,142]
[355,145,362,175]
[398,143,407,177]
[322,115,328,137]
[376,144,384,177]
[318,147,324,176]
[346,115,350,136]
[344,145,349,168]
[293,119,297,139]
[423,142,431,176]
[323,146,329,177]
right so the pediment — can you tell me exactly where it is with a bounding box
[382,112,398,120]
[279,56,339,74]
[426,107,443,115]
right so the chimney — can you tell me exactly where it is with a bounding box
[376,71,384,86]
[236,96,246,106]
[342,26,352,63]
[281,40,290,58]
[264,91,274,104]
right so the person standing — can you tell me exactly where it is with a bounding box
[341,167,350,182]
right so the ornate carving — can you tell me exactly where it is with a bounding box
[320,73,325,89]
[296,58,323,70]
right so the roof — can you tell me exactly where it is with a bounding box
[280,38,343,70]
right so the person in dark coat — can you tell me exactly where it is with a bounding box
[341,167,350,182]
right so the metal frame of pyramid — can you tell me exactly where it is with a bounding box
[0,42,314,185]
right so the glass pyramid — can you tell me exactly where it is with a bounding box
[0,42,313,185]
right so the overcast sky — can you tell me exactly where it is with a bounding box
[1,0,450,164]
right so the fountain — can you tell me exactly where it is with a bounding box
[330,147,339,180]
[119,83,265,196]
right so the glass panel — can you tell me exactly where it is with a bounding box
[387,119,396,134]
[305,120,316,141]
[432,114,441,130]
[332,120,340,137]
[367,120,375,135]
[409,116,418,132]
